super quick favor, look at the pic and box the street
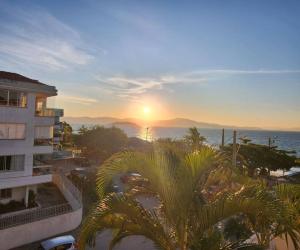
[86,230,155,250]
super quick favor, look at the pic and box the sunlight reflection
[138,126,154,141]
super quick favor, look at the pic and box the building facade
[0,72,81,249]
[0,72,61,205]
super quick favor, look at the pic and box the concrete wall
[0,175,52,189]
[0,208,82,250]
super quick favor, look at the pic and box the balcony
[33,166,52,176]
[34,138,53,146]
[53,108,64,117]
[35,108,55,117]
[33,156,53,176]
[54,122,63,130]
[0,175,52,189]
[0,174,82,249]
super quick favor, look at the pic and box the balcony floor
[36,183,67,208]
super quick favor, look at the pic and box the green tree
[222,142,299,176]
[73,126,128,163]
[184,127,206,151]
[79,147,300,250]
[61,121,73,147]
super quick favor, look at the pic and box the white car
[38,235,77,250]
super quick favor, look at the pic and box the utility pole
[232,130,237,167]
[221,128,225,148]
[145,127,149,141]
[268,137,271,149]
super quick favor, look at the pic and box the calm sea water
[71,124,300,157]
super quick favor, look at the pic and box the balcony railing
[54,122,63,130]
[34,138,53,146]
[35,108,55,117]
[33,166,52,176]
[0,203,72,230]
[53,108,64,117]
[35,108,64,117]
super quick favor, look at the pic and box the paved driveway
[87,230,155,250]
[13,230,155,250]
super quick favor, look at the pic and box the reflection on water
[271,167,300,177]
[138,127,154,141]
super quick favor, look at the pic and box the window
[0,89,8,105]
[0,155,24,172]
[0,89,27,107]
[0,156,11,171]
[35,126,53,139]
[0,189,12,199]
[0,124,25,139]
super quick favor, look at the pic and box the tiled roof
[0,71,44,85]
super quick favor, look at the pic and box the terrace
[0,173,82,250]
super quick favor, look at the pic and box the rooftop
[0,71,57,95]
[0,71,45,85]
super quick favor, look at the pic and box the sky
[0,0,300,130]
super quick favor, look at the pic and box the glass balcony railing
[34,138,53,146]
[33,166,53,176]
[35,108,55,117]
[35,108,64,117]
[53,108,64,117]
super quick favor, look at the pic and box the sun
[143,106,150,114]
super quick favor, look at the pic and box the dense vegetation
[73,126,128,163]
[222,138,299,176]
[77,127,300,250]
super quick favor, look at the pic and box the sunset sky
[0,0,300,130]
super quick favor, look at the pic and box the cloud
[189,69,300,75]
[58,94,98,105]
[95,68,300,100]
[95,73,207,99]
[0,5,94,71]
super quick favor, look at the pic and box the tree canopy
[184,127,206,151]
[73,126,128,163]
[79,144,300,250]
[222,140,299,176]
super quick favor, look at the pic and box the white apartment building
[0,71,60,205]
[0,72,82,250]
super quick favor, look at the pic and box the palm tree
[79,147,300,250]
[184,127,206,151]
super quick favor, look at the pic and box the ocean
[71,124,300,157]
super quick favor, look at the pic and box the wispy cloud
[189,69,300,75]
[58,94,98,105]
[95,68,300,100]
[0,5,94,71]
[95,73,207,99]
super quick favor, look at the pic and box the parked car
[38,235,77,250]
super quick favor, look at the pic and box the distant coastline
[62,116,299,132]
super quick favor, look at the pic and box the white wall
[0,91,54,185]
[0,208,82,250]
[0,175,52,189]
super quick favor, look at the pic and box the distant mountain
[111,121,141,128]
[61,116,119,125]
[152,118,223,129]
[62,116,261,130]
